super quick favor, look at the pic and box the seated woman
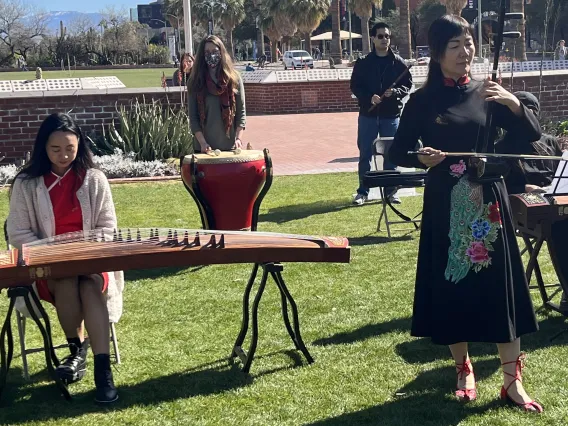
[388,15,543,412]
[497,91,568,313]
[188,35,246,153]
[173,53,194,87]
[7,113,123,404]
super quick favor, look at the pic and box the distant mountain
[40,11,106,33]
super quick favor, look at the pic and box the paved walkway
[245,112,360,176]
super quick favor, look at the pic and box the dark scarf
[197,72,236,137]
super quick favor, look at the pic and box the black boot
[56,339,89,384]
[94,354,118,404]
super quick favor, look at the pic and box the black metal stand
[0,286,70,402]
[231,263,314,373]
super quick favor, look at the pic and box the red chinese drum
[181,149,272,231]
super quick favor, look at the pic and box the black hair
[424,15,474,91]
[370,22,390,38]
[13,113,94,182]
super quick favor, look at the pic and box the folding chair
[4,221,120,380]
[363,137,427,238]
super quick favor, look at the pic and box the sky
[28,0,141,14]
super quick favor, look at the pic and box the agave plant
[93,97,194,162]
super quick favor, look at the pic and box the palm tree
[510,0,527,60]
[291,0,331,53]
[220,0,246,58]
[439,0,467,16]
[399,0,411,59]
[330,0,342,62]
[350,0,382,55]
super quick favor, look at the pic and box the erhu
[467,1,525,181]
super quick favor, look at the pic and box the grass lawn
[0,172,566,425]
[0,68,176,88]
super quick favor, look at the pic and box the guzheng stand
[231,262,314,373]
[0,285,71,401]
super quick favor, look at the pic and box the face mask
[205,52,221,68]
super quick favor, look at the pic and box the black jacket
[350,48,412,118]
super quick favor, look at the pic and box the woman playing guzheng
[188,35,247,153]
[388,16,543,412]
[7,113,122,404]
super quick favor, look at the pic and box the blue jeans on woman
[356,115,400,197]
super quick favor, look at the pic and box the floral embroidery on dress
[445,177,503,283]
[449,160,467,178]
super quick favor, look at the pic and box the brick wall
[0,72,567,162]
[245,81,358,114]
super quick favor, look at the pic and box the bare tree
[0,0,48,65]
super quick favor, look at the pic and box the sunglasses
[376,34,390,39]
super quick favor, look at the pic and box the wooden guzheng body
[0,228,350,288]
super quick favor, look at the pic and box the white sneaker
[389,194,402,204]
[353,194,367,206]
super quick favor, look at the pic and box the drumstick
[368,64,414,113]
[407,151,567,161]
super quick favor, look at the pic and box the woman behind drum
[188,35,246,152]
[388,15,543,412]
[7,113,122,404]
[173,53,194,87]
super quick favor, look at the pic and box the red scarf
[197,72,236,137]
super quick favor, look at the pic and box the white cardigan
[7,168,124,323]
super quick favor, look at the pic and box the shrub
[91,97,194,162]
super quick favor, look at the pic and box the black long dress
[388,79,541,345]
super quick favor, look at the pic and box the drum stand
[0,286,70,402]
[231,263,314,373]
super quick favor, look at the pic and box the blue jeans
[356,115,400,197]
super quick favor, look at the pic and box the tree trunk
[331,0,342,63]
[360,16,371,54]
[257,24,264,59]
[271,39,279,63]
[511,0,527,60]
[305,31,312,53]
[226,28,234,60]
[399,0,411,59]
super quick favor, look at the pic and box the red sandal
[500,353,543,413]
[455,355,477,401]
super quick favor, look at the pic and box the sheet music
[545,151,568,196]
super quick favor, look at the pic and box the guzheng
[509,193,568,231]
[0,228,350,288]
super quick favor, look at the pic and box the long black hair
[424,15,474,92]
[15,113,94,181]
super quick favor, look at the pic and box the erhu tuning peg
[136,229,142,242]
[113,229,118,242]
[183,231,190,246]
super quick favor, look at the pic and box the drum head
[183,150,265,164]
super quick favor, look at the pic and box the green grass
[0,68,176,88]
[0,172,566,425]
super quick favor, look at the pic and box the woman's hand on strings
[480,77,522,114]
[417,147,445,168]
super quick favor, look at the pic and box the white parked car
[283,50,314,70]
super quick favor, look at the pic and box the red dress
[36,169,109,304]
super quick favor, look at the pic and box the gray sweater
[189,76,246,151]
[7,168,124,323]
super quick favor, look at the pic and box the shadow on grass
[125,265,209,281]
[347,235,414,246]
[0,349,306,423]
[259,199,354,224]
[312,317,412,347]
[306,359,503,426]
[395,315,568,365]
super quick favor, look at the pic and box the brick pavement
[244,112,360,176]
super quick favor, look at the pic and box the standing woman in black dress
[389,15,543,413]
